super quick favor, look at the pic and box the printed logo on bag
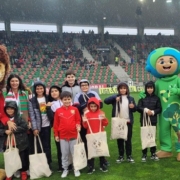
[147,132,153,139]
[71,110,75,114]
[117,123,124,131]
[92,139,103,153]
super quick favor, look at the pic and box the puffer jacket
[4,101,28,151]
[137,81,162,125]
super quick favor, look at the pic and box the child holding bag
[83,97,109,174]
[4,101,28,180]
[137,81,161,162]
[104,82,136,163]
[53,91,81,178]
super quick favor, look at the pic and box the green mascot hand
[170,88,180,96]
[139,91,146,99]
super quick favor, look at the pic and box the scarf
[4,89,29,122]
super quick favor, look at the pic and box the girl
[4,101,28,180]
[104,82,136,163]
[47,85,63,172]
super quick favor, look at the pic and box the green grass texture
[0,93,179,180]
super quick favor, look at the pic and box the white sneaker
[74,170,80,177]
[26,170,30,176]
[61,170,69,178]
[14,171,20,178]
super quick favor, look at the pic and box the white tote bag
[86,118,110,159]
[141,111,156,150]
[111,102,128,140]
[73,132,87,171]
[3,134,22,178]
[29,135,52,179]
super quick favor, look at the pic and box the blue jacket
[104,94,136,124]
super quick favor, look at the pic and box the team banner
[99,86,144,94]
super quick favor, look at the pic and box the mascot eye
[159,60,164,64]
[170,60,173,64]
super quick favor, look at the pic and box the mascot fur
[0,45,11,179]
[146,47,180,161]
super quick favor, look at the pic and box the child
[137,81,162,162]
[4,101,29,180]
[83,97,108,174]
[104,82,136,163]
[61,70,80,103]
[53,91,81,178]
[28,81,52,168]
[47,85,63,172]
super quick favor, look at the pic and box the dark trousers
[88,157,105,168]
[39,126,52,164]
[55,139,62,169]
[28,130,34,155]
[141,123,157,155]
[19,148,29,172]
[117,123,132,157]
[80,126,88,157]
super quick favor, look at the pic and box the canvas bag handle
[143,110,152,127]
[76,132,83,145]
[115,101,121,118]
[34,135,44,154]
[86,117,102,134]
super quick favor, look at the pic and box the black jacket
[137,81,162,125]
[4,101,28,151]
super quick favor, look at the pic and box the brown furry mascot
[0,45,11,180]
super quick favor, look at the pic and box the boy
[53,91,81,178]
[137,81,162,162]
[61,70,80,103]
[83,97,108,174]
[104,82,136,163]
[4,101,29,180]
[28,81,52,168]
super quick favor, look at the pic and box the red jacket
[53,105,81,140]
[83,97,108,134]
[0,93,8,125]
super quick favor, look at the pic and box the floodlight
[166,0,172,3]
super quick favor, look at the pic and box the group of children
[0,70,162,179]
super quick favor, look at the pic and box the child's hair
[48,85,61,102]
[65,70,76,77]
[60,91,72,99]
[117,82,129,95]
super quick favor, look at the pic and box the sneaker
[141,154,147,162]
[21,171,28,180]
[14,171,20,178]
[103,159,110,166]
[87,167,95,174]
[26,170,30,176]
[127,156,135,163]
[100,165,108,172]
[61,170,69,178]
[151,154,159,161]
[74,170,80,177]
[116,156,124,163]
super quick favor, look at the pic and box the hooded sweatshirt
[83,97,108,134]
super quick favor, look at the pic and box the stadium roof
[0,0,179,28]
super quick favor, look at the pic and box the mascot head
[0,45,10,90]
[145,47,180,78]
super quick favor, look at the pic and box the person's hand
[46,102,52,106]
[76,124,81,132]
[147,110,153,116]
[116,96,120,102]
[28,121,32,129]
[55,136,59,142]
[170,88,178,96]
[99,113,106,119]
[7,121,17,131]
[5,130,12,135]
[33,130,39,136]
[129,101,134,108]
[139,91,146,99]
[82,115,87,122]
